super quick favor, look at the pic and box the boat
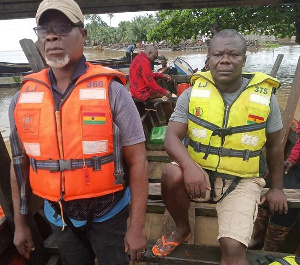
[0,62,32,74]
[0,43,299,265]
[88,58,132,69]
[174,57,194,75]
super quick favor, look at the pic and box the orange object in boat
[177,83,190,96]
[0,205,4,219]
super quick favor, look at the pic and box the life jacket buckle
[218,147,232,157]
[243,150,251,161]
[114,172,125,185]
[193,141,200,152]
[59,159,72,171]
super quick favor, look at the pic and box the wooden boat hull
[135,94,300,262]
[0,62,32,73]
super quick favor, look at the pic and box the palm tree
[107,13,114,26]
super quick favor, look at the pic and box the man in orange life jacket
[9,0,148,264]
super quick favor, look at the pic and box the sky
[0,11,156,52]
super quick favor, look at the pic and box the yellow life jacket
[188,71,280,178]
[14,63,127,202]
[268,255,300,265]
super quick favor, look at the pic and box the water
[1,45,300,141]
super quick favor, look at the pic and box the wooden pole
[270,54,284,77]
[281,57,300,147]
[19,38,47,72]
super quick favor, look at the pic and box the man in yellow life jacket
[9,0,148,264]
[152,29,288,265]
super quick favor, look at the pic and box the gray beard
[45,54,70,68]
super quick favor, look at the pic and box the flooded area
[1,45,300,141]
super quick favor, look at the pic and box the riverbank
[85,38,298,53]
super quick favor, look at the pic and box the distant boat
[89,58,131,69]
[0,58,132,77]
[174,57,194,75]
[0,62,32,73]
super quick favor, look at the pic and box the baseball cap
[36,0,84,25]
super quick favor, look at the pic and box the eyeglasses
[33,23,81,38]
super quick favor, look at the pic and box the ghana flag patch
[247,114,265,124]
[83,112,106,125]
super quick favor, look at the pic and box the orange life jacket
[14,63,127,202]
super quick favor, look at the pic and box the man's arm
[164,121,209,198]
[123,142,148,264]
[261,130,288,214]
[141,62,169,96]
[10,160,35,259]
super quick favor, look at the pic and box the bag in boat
[150,126,167,144]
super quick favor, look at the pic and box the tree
[148,5,300,44]
[84,14,108,45]
[107,13,115,26]
[128,14,157,43]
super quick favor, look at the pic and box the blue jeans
[50,206,129,265]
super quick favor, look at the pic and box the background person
[126,44,136,61]
[9,0,148,264]
[202,23,221,72]
[129,45,172,101]
[157,56,177,94]
[152,29,287,265]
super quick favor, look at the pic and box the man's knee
[219,237,246,259]
[161,163,183,188]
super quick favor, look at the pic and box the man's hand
[14,221,35,260]
[162,74,171,82]
[260,188,288,214]
[284,160,296,174]
[165,90,172,98]
[182,162,209,199]
[124,226,147,265]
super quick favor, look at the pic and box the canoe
[174,57,194,75]
[88,58,131,69]
[0,49,299,264]
[133,94,300,264]
[0,62,32,73]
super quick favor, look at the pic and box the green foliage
[84,5,300,46]
[259,41,280,49]
[84,13,157,45]
[12,75,22,83]
[148,5,300,44]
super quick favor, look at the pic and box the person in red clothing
[285,120,300,173]
[129,45,172,101]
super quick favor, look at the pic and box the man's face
[148,50,158,63]
[208,36,246,87]
[37,10,86,69]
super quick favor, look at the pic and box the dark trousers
[50,206,129,265]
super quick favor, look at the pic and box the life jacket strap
[29,153,114,172]
[188,113,267,135]
[189,139,262,161]
[113,123,125,185]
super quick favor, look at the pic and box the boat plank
[149,183,300,209]
[142,243,290,265]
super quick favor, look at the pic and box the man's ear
[81,28,87,43]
